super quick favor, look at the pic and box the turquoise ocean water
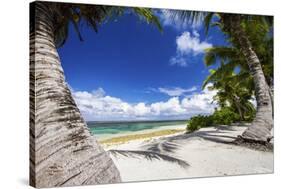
[87,120,186,140]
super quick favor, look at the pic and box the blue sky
[58,9,228,121]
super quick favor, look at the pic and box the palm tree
[204,66,255,121]
[30,1,161,187]
[203,25,273,121]
[213,14,273,143]
[169,10,273,143]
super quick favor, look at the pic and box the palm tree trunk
[232,96,244,121]
[222,14,273,143]
[30,2,121,187]
[236,103,244,121]
[268,85,274,117]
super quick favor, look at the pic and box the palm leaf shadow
[109,150,189,168]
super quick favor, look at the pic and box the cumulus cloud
[72,85,217,121]
[158,86,197,96]
[176,31,212,55]
[159,10,203,30]
[170,31,212,67]
[181,85,217,114]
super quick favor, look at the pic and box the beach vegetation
[187,115,213,132]
[170,10,273,143]
[187,107,249,132]
[212,107,240,125]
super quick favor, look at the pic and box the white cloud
[91,87,105,97]
[150,97,186,116]
[158,86,197,96]
[134,103,151,116]
[192,30,200,38]
[72,86,217,121]
[159,10,203,30]
[176,31,212,55]
[181,84,217,114]
[169,56,188,67]
[170,31,212,67]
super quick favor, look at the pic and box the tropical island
[30,1,273,188]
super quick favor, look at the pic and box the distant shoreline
[88,121,188,141]
[100,126,186,147]
[87,119,187,125]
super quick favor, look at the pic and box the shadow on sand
[109,126,245,169]
[142,126,240,154]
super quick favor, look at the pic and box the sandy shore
[104,125,273,182]
[100,124,186,148]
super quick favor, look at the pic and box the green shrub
[243,108,256,122]
[186,115,213,132]
[212,107,240,125]
[186,107,241,132]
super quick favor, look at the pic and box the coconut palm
[203,27,273,121]
[30,1,161,187]
[204,66,255,121]
[204,32,273,107]
[169,10,273,143]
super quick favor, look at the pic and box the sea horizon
[87,119,187,140]
[87,119,188,124]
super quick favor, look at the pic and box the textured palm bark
[222,15,273,143]
[234,99,244,121]
[30,2,121,187]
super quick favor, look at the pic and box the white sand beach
[102,125,273,182]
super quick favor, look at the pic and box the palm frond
[204,46,239,66]
[78,5,109,33]
[133,8,163,32]
[202,60,244,89]
[202,61,240,89]
[204,12,214,35]
[70,18,84,41]
[167,9,207,28]
[210,21,222,28]
[54,19,69,48]
[47,2,162,48]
